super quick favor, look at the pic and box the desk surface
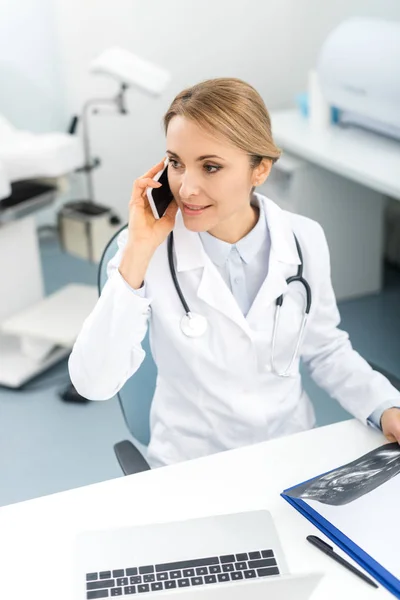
[270,109,400,201]
[0,419,392,599]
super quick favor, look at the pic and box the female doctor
[69,77,400,468]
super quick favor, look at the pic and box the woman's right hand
[119,159,178,290]
[128,158,178,253]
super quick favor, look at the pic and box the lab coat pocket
[156,310,207,378]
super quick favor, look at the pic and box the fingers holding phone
[128,158,178,253]
[146,157,175,220]
[130,159,166,211]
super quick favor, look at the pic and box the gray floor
[0,235,399,507]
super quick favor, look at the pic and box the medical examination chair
[0,114,100,389]
[98,225,152,474]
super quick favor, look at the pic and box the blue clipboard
[281,485,400,598]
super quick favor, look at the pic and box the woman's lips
[182,202,211,216]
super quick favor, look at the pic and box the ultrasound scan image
[287,443,400,505]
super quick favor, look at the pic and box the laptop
[75,510,323,599]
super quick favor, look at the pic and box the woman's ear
[252,158,272,187]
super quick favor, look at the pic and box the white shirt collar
[199,194,267,267]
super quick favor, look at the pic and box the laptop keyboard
[85,548,280,597]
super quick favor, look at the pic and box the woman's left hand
[381,408,400,444]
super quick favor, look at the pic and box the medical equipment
[58,200,121,262]
[73,47,172,205]
[0,114,83,212]
[0,117,92,388]
[271,236,312,377]
[317,18,400,140]
[167,232,209,338]
[167,231,312,373]
[59,48,172,262]
[0,47,172,388]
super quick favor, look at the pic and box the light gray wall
[0,0,66,132]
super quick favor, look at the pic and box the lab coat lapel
[197,259,252,335]
[245,249,288,325]
[173,210,252,336]
[172,196,301,336]
[245,195,301,328]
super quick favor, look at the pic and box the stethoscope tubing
[167,231,312,376]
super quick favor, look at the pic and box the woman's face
[166,115,269,235]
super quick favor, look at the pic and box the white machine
[317,17,400,140]
[75,511,323,600]
[266,17,400,300]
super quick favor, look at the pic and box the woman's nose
[179,171,201,198]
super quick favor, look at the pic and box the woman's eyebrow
[166,150,225,161]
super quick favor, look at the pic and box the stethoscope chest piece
[180,312,208,338]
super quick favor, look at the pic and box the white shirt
[198,195,270,316]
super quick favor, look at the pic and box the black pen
[306,535,378,589]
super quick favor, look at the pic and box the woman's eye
[168,160,221,174]
[204,164,221,174]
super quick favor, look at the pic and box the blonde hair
[163,77,281,174]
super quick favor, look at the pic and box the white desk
[0,419,392,599]
[270,109,400,200]
[267,109,400,300]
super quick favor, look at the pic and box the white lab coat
[69,193,398,467]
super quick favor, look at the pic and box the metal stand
[77,83,129,203]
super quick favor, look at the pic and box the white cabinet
[261,151,385,300]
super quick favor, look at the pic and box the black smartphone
[146,158,174,219]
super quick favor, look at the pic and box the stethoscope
[167,231,312,377]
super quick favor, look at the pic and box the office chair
[98,224,156,475]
